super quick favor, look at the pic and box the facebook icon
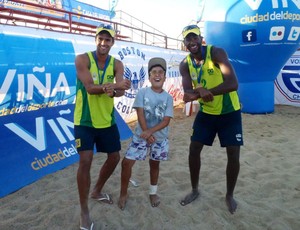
[242,29,257,42]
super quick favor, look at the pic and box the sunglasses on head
[182,25,199,32]
[97,23,114,30]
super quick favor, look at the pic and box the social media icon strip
[288,27,300,41]
[269,26,285,41]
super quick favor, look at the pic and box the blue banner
[0,31,132,198]
[202,0,300,113]
[0,104,77,197]
[0,0,112,26]
[0,34,76,112]
[0,104,132,197]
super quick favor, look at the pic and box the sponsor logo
[117,47,147,100]
[5,108,74,151]
[242,29,257,42]
[287,26,300,41]
[31,144,78,170]
[0,67,73,115]
[92,72,97,80]
[244,0,263,10]
[207,69,214,75]
[123,66,146,98]
[275,65,300,102]
[115,46,147,117]
[244,0,300,10]
[236,133,242,142]
[269,26,285,41]
[107,75,114,80]
[282,70,300,93]
[75,139,81,148]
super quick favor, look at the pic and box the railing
[0,0,183,50]
[113,10,183,50]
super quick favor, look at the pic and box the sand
[0,104,299,230]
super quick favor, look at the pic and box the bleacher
[0,0,182,50]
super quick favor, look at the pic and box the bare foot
[226,194,237,214]
[180,189,199,206]
[118,195,128,210]
[149,194,160,207]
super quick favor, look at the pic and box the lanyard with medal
[92,51,110,85]
[191,46,206,84]
[187,46,206,116]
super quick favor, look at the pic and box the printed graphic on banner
[242,29,257,43]
[113,46,147,122]
[0,0,65,17]
[0,34,77,198]
[164,56,184,106]
[71,1,112,24]
[275,67,300,102]
[288,26,300,41]
[113,45,185,122]
[0,102,132,198]
[0,0,112,26]
[0,104,78,198]
[123,65,146,99]
[0,25,185,197]
[203,0,300,113]
[275,49,300,105]
[269,26,285,41]
[0,34,76,117]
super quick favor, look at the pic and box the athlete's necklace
[191,46,206,84]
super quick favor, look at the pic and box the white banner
[275,49,300,107]
[110,43,187,122]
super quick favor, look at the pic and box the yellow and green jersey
[186,45,240,115]
[74,52,116,128]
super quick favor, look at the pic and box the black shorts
[191,110,243,147]
[74,124,121,153]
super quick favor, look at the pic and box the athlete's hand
[183,92,198,102]
[197,87,214,102]
[103,83,114,97]
[116,79,131,90]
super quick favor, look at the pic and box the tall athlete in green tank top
[74,24,131,230]
[179,25,243,215]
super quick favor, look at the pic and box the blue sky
[78,0,200,39]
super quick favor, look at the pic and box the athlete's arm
[75,53,106,95]
[112,59,131,97]
[209,46,238,95]
[180,59,199,102]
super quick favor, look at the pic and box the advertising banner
[0,25,186,197]
[202,0,300,113]
[275,49,300,106]
[111,46,186,122]
[0,0,112,25]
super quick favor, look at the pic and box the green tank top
[186,45,240,115]
[74,51,116,128]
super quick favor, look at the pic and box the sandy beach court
[0,104,299,230]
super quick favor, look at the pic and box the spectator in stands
[118,57,173,210]
[179,25,243,214]
[74,23,131,230]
